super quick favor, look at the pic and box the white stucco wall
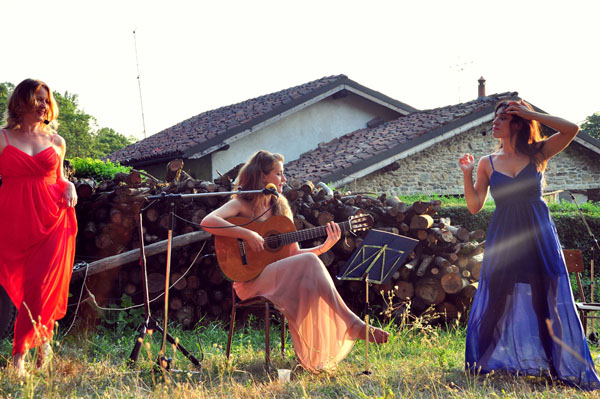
[209,94,400,178]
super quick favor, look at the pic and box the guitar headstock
[348,213,374,233]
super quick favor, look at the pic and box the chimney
[477,76,486,99]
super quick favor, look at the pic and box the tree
[0,82,134,158]
[54,91,97,158]
[92,127,137,158]
[0,82,15,126]
[580,112,600,140]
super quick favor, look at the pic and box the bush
[439,200,600,301]
[439,206,494,232]
[70,157,132,181]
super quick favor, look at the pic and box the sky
[3,0,599,140]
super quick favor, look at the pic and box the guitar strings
[236,218,367,251]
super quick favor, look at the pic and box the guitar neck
[277,221,351,246]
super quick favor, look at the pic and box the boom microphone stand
[128,186,279,371]
[129,199,201,370]
[569,192,600,341]
[569,192,600,253]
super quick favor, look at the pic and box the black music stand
[337,229,418,375]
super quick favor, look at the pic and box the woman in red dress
[0,79,78,376]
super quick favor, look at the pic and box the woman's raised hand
[505,100,535,120]
[459,153,475,173]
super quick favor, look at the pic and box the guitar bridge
[237,239,248,266]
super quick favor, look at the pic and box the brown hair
[233,150,292,219]
[5,79,59,131]
[494,100,547,172]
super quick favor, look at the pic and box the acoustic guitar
[215,214,373,282]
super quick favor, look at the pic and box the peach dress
[233,252,365,372]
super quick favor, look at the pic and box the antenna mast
[450,60,473,103]
[133,29,147,139]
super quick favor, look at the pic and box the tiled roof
[284,92,519,183]
[107,75,416,166]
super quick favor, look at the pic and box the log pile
[72,160,486,327]
[282,181,486,324]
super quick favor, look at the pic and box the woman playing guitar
[202,150,388,372]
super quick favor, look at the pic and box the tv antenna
[450,60,473,103]
[133,29,147,139]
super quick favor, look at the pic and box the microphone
[481,129,491,136]
[263,183,279,198]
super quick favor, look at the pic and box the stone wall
[545,144,600,192]
[353,123,600,197]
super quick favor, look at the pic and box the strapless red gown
[0,141,77,355]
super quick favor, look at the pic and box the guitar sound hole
[264,233,281,252]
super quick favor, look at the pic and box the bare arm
[55,135,77,208]
[459,154,490,214]
[203,200,342,255]
[505,101,579,161]
[201,199,265,251]
[0,129,7,155]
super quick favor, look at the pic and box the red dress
[0,130,77,355]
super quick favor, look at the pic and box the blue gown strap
[488,155,495,171]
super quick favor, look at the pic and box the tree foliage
[54,91,97,158]
[93,127,136,159]
[580,112,600,140]
[0,82,15,126]
[0,82,136,158]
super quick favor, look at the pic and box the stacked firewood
[282,180,486,324]
[71,160,486,327]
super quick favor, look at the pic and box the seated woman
[202,150,388,372]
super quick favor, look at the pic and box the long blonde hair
[5,79,59,131]
[233,150,292,220]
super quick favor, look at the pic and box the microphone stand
[128,200,201,370]
[569,192,600,253]
[128,186,278,371]
[569,192,600,341]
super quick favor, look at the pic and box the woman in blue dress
[459,100,600,390]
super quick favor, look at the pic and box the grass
[2,196,599,397]
[2,314,600,398]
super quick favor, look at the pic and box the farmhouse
[285,84,600,198]
[107,75,416,181]
[108,76,600,197]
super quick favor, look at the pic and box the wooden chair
[564,249,600,336]
[225,286,286,371]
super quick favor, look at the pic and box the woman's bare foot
[360,326,389,344]
[13,352,28,377]
[37,342,52,369]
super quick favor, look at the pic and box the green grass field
[2,196,599,398]
[2,315,600,398]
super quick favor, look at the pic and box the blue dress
[465,155,600,390]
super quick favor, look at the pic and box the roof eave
[574,133,600,155]
[183,76,418,160]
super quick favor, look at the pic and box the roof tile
[284,92,518,183]
[107,75,349,164]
